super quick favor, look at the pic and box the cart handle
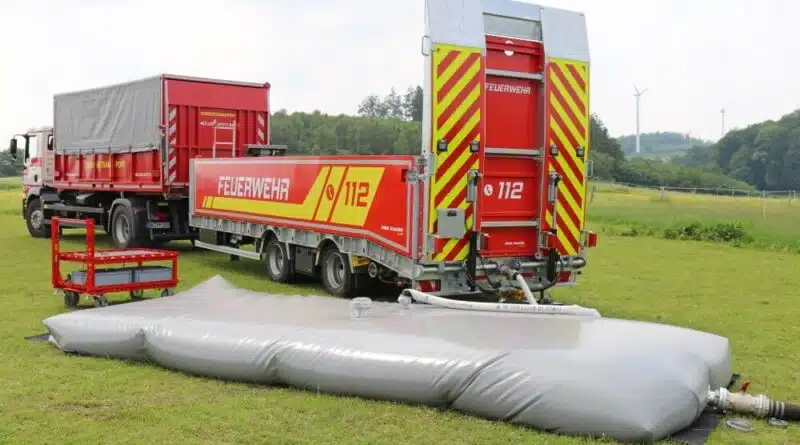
[51,217,97,256]
[52,217,91,228]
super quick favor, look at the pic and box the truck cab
[9,126,55,237]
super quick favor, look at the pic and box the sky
[1,0,799,143]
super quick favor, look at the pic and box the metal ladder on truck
[212,121,237,158]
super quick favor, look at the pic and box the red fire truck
[10,0,597,306]
[10,74,270,248]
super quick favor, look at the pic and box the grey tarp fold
[54,76,162,155]
[43,276,732,443]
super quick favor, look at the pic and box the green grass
[0,181,798,444]
[587,181,800,251]
[0,176,20,190]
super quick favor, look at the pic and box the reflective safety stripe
[428,43,484,262]
[544,58,590,255]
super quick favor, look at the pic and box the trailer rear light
[414,280,440,293]
[152,211,167,221]
[586,230,598,248]
[469,140,480,153]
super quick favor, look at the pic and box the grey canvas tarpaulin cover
[42,276,732,443]
[54,76,163,155]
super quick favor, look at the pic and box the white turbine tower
[633,85,648,154]
[720,108,726,138]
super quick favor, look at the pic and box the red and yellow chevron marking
[201,166,385,227]
[427,44,483,262]
[544,58,590,256]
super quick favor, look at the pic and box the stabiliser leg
[466,231,479,292]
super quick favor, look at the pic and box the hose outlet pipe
[708,387,800,421]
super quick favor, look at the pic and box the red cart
[51,217,179,308]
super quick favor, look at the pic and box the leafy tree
[0,150,23,177]
[673,109,800,190]
[590,114,624,161]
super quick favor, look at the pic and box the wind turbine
[633,85,648,154]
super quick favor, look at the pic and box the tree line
[618,131,711,158]
[672,109,800,191]
[587,118,752,190]
[0,151,21,177]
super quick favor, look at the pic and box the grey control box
[436,208,466,239]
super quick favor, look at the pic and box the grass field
[587,181,800,252]
[0,179,798,445]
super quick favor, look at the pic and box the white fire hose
[399,288,601,317]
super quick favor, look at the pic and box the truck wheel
[25,198,50,238]
[111,205,141,249]
[265,237,292,283]
[321,245,357,298]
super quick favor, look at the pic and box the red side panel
[51,75,270,195]
[476,36,546,258]
[191,155,416,256]
[165,76,270,188]
[53,151,164,191]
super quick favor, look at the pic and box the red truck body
[49,75,270,194]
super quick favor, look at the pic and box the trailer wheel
[265,237,292,283]
[25,198,50,238]
[321,245,357,298]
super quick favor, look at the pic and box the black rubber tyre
[92,295,109,308]
[264,237,293,283]
[64,291,80,308]
[110,204,143,249]
[160,288,174,298]
[320,245,357,298]
[130,289,144,300]
[25,198,50,238]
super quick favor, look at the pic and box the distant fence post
[761,190,767,220]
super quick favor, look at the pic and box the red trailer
[11,74,271,248]
[185,1,599,306]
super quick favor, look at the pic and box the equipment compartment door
[476,36,545,258]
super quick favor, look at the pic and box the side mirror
[8,138,17,159]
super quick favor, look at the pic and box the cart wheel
[64,291,80,308]
[130,289,144,300]
[160,288,175,298]
[92,295,109,308]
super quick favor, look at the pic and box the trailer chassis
[188,213,588,300]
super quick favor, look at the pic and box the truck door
[43,132,55,184]
[476,17,546,259]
